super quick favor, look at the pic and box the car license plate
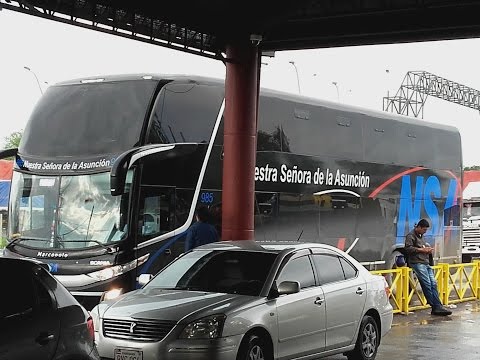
[114,348,143,360]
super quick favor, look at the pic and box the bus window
[255,192,279,241]
[138,187,174,240]
[318,194,359,250]
[257,97,283,152]
[147,83,224,145]
[261,193,318,242]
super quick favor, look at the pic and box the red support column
[222,43,260,240]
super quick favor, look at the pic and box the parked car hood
[101,287,256,322]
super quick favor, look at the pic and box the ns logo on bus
[395,174,458,243]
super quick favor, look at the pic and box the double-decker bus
[1,74,462,308]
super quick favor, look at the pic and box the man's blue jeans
[411,263,442,308]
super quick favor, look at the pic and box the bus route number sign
[200,192,214,204]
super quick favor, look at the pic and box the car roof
[193,240,342,254]
[0,254,51,269]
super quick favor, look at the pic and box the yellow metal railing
[371,260,480,314]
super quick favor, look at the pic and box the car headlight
[87,254,149,281]
[179,314,226,339]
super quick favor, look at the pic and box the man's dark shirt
[184,221,219,252]
[404,229,430,265]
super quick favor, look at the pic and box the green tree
[4,130,22,149]
[464,165,480,171]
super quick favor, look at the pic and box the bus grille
[103,318,176,341]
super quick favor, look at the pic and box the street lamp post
[24,66,43,95]
[289,61,301,94]
[332,81,339,100]
[385,69,390,98]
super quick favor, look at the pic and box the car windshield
[464,203,480,218]
[8,171,128,249]
[145,249,278,296]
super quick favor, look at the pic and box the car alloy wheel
[238,334,269,360]
[361,320,377,358]
[347,315,379,360]
[248,344,265,360]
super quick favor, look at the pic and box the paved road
[325,300,480,360]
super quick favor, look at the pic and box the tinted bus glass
[147,82,224,144]
[20,80,158,157]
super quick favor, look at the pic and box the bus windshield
[20,79,158,158]
[8,172,127,249]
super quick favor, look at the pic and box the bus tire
[385,251,403,287]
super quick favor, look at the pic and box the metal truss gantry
[383,71,480,118]
[0,0,221,60]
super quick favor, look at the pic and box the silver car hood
[101,288,257,322]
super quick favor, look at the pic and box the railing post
[474,260,480,300]
[439,263,450,305]
[401,266,410,314]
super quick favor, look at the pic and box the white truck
[462,199,480,262]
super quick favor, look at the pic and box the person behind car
[404,218,452,316]
[184,206,219,252]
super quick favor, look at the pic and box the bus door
[197,190,222,236]
[135,185,176,275]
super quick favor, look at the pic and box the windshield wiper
[6,236,48,249]
[6,236,25,249]
[85,205,95,243]
[53,238,116,253]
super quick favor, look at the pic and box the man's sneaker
[431,306,452,316]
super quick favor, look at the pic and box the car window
[312,254,345,284]
[339,257,358,279]
[1,262,55,320]
[146,250,278,296]
[276,255,315,289]
[3,263,35,318]
[32,269,54,310]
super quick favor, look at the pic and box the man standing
[184,206,219,252]
[404,219,452,316]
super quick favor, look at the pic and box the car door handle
[314,297,324,305]
[36,333,54,346]
[355,287,365,295]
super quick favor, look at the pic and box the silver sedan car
[91,241,393,360]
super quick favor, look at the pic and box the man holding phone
[404,218,452,316]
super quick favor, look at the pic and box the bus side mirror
[110,144,177,196]
[110,148,137,196]
[0,148,18,160]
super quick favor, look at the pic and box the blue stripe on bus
[139,231,186,275]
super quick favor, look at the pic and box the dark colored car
[0,257,100,360]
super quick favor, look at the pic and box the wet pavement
[324,300,480,360]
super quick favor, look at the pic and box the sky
[1,10,480,166]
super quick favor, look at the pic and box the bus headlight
[179,314,226,339]
[87,254,149,281]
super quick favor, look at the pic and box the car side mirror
[138,273,153,287]
[277,281,301,295]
